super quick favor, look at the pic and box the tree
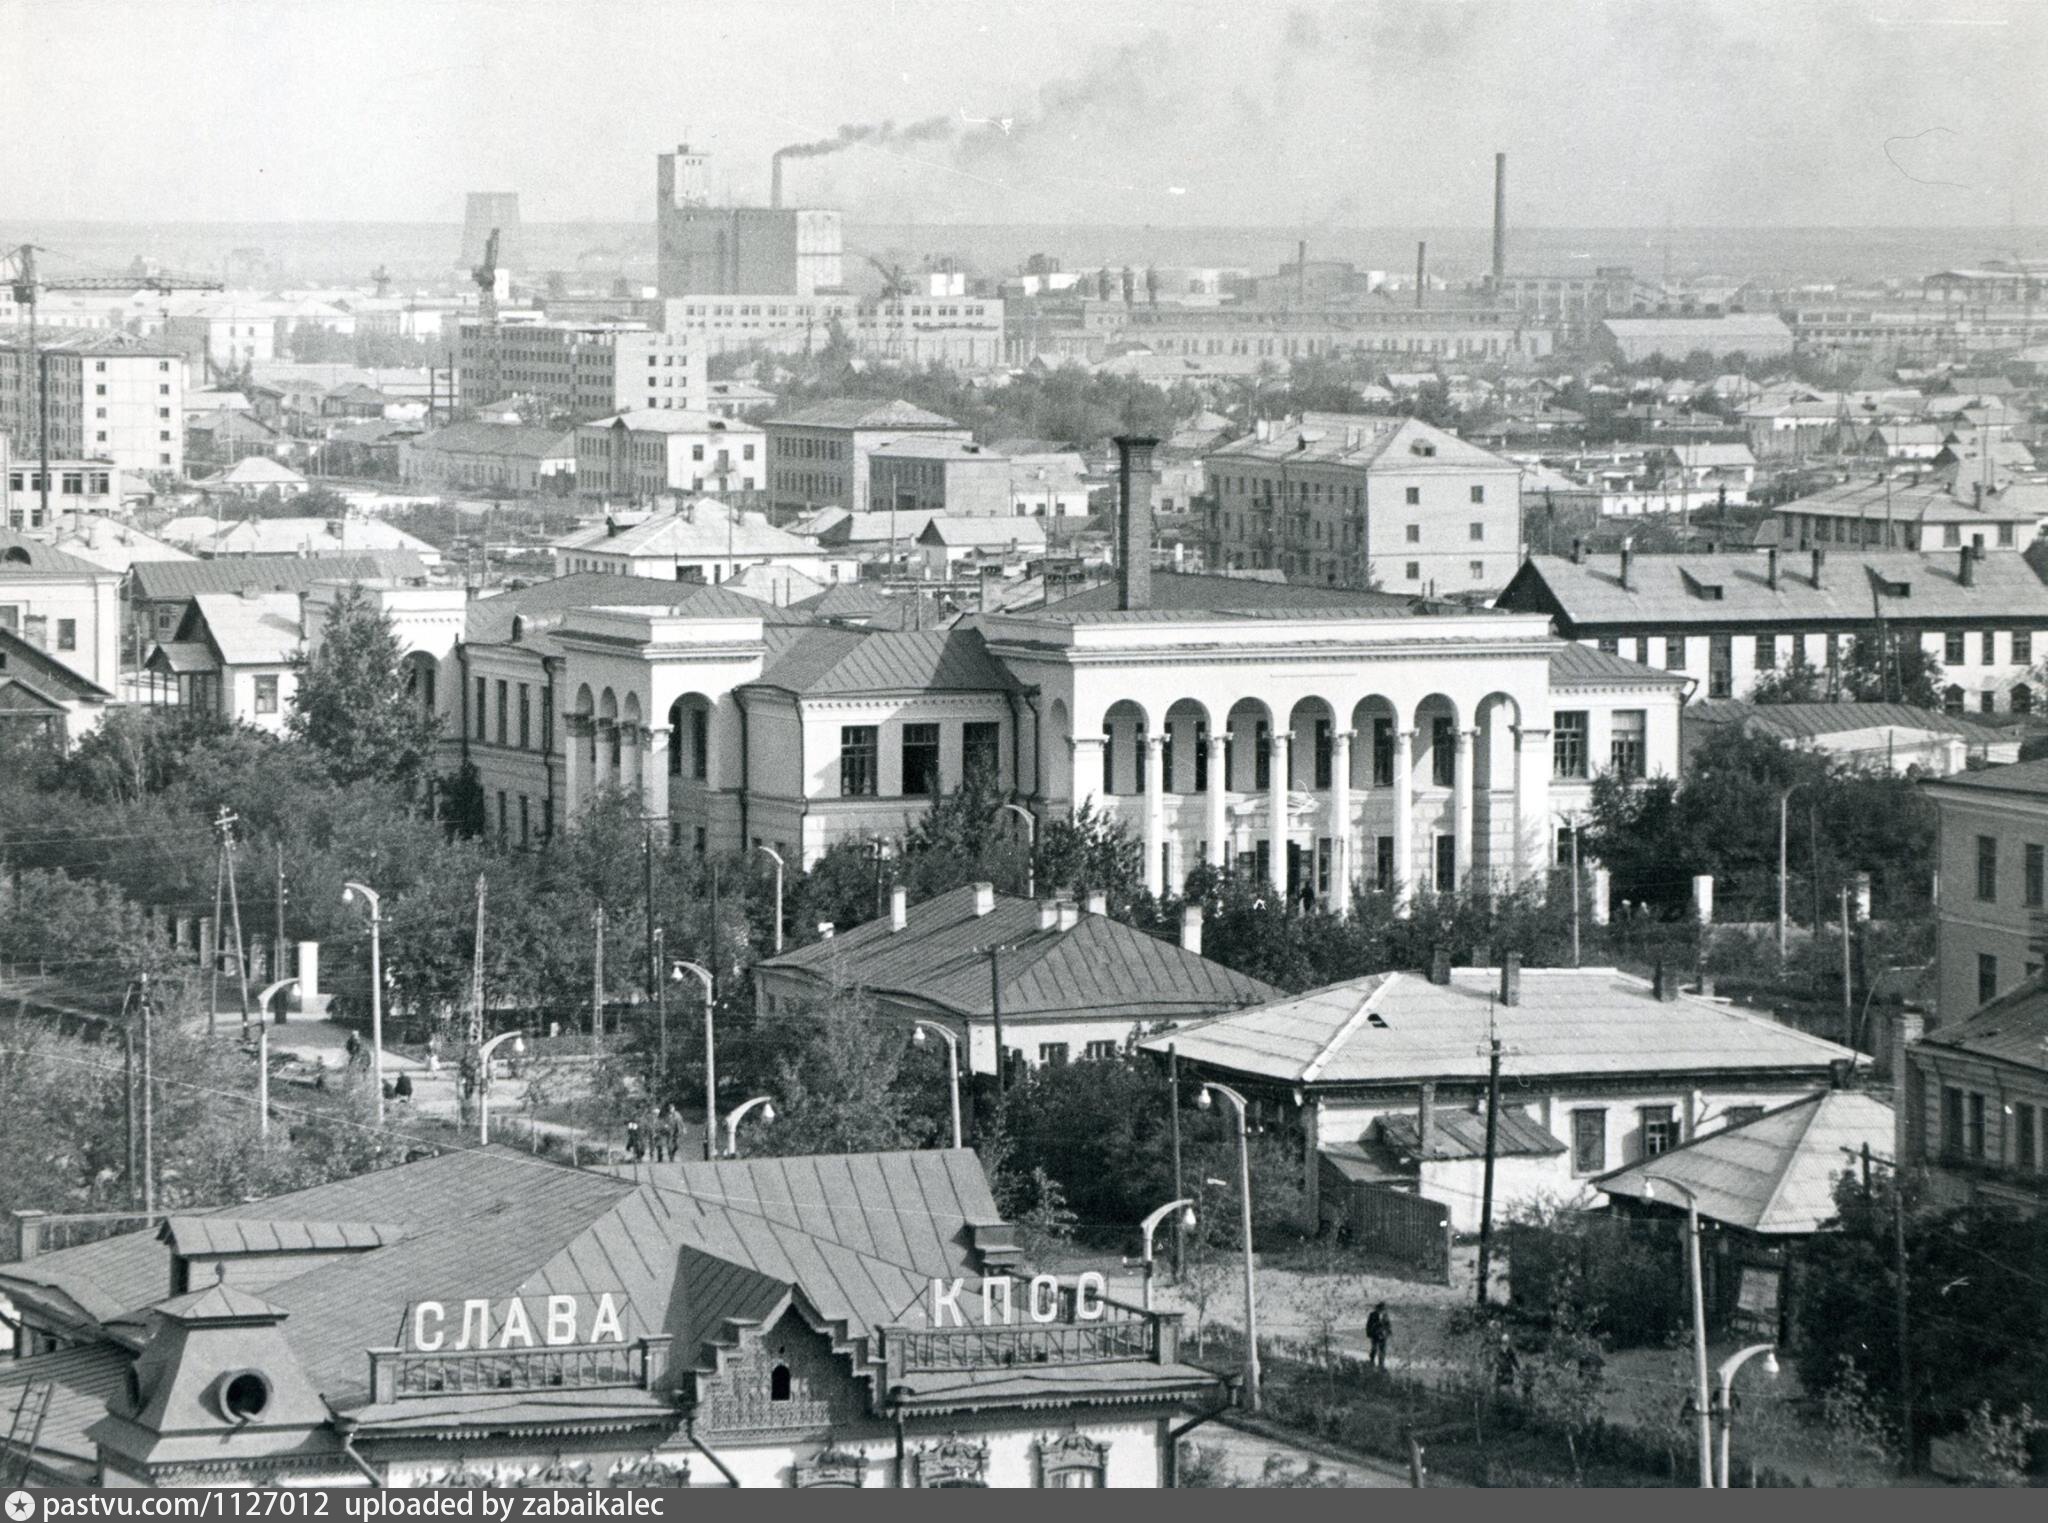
[755,982,936,1156]
[1034,800,1144,913]
[898,768,1030,901]
[286,583,440,788]
[1748,656,1825,705]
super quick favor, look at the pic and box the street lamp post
[1555,812,1583,967]
[1196,1081,1260,1413]
[753,845,785,955]
[722,1095,776,1157]
[1645,1174,1715,1488]
[672,960,716,1161]
[1776,785,1807,964]
[253,977,298,1140]
[911,1020,963,1148]
[1136,1197,1197,1311]
[475,1030,527,1145]
[341,881,386,1124]
[1712,1342,1780,1487]
[992,802,1037,899]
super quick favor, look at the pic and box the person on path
[658,1103,683,1162]
[625,1118,645,1162]
[1366,1301,1392,1368]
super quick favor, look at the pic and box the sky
[3,0,2045,227]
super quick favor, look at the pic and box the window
[474,677,487,740]
[1435,833,1455,892]
[1755,633,1776,670]
[519,795,530,848]
[962,721,1000,784]
[1663,635,1686,671]
[1641,1105,1679,1157]
[1983,631,1997,665]
[1610,709,1647,779]
[1967,1092,1987,1158]
[1468,521,1484,541]
[55,618,75,651]
[1194,720,1209,791]
[1469,559,1485,580]
[690,710,709,780]
[1375,835,1395,891]
[1372,718,1394,787]
[2017,1102,2038,1171]
[518,684,531,750]
[1470,485,1486,504]
[1978,952,1999,1007]
[253,675,278,715]
[1404,486,1420,505]
[1946,630,1966,665]
[1313,720,1333,789]
[901,722,941,796]
[1254,721,1270,790]
[770,1364,792,1402]
[2028,844,2045,909]
[1431,716,1455,787]
[2016,631,2034,665]
[1038,1042,1070,1066]
[1597,636,1619,656]
[1977,834,1998,902]
[1571,1110,1606,1175]
[495,680,509,745]
[1634,636,1651,665]
[496,790,508,839]
[1405,523,1421,543]
[1083,1040,1118,1061]
[1553,711,1588,779]
[1940,1086,1965,1156]
[1708,633,1733,698]
[1722,1105,1766,1131]
[1404,561,1420,581]
[839,725,878,796]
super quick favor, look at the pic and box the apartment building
[1203,413,1523,592]
[0,527,123,700]
[0,328,185,477]
[455,322,705,420]
[1010,299,1554,367]
[1920,760,2048,1019]
[572,410,765,501]
[1900,978,2048,1215]
[657,295,1005,369]
[1497,545,2048,711]
[398,422,576,494]
[1773,472,2044,553]
[868,437,1013,518]
[762,400,969,515]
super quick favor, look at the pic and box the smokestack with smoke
[772,116,956,208]
[1492,151,1507,288]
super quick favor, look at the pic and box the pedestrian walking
[625,1118,645,1162]
[1366,1301,1392,1369]
[658,1103,682,1162]
[393,1071,414,1104]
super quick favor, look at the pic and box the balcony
[367,1335,674,1402]
[880,1297,1181,1385]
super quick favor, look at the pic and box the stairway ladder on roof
[0,1380,53,1487]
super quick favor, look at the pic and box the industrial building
[655,144,844,298]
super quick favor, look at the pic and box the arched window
[2014,686,2034,715]
[769,1363,792,1402]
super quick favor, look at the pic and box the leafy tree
[1748,655,1825,705]
[1034,800,1144,913]
[897,768,1030,901]
[754,982,936,1156]
[286,583,440,788]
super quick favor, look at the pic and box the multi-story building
[1920,759,2048,1019]
[1496,545,2048,711]
[868,437,1012,518]
[0,328,185,477]
[1771,472,2043,554]
[1899,978,2048,1215]
[455,322,705,420]
[1488,265,1651,336]
[143,591,302,734]
[573,410,766,501]
[762,400,970,516]
[657,295,1005,369]
[0,527,122,723]
[1594,313,1795,364]
[3,454,119,531]
[1203,413,1524,592]
[655,144,844,298]
[1008,298,1551,367]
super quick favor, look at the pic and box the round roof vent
[217,1369,272,1424]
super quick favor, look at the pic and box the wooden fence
[1320,1162,1453,1285]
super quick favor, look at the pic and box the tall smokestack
[771,152,784,210]
[1492,152,1507,288]
[1114,435,1159,612]
[1297,238,1307,305]
[1415,241,1427,309]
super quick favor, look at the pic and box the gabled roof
[405,421,576,459]
[1684,698,2010,746]
[915,516,1047,549]
[1596,1090,1896,1234]
[182,592,300,666]
[0,529,113,580]
[1206,414,1514,473]
[552,503,818,561]
[1142,967,1855,1087]
[761,883,1278,1021]
[198,456,307,489]
[463,572,809,645]
[766,398,962,432]
[1499,550,2048,629]
[129,552,426,602]
[1921,756,2048,802]
[0,626,112,701]
[582,409,761,435]
[1915,976,2048,1072]
[748,627,1013,698]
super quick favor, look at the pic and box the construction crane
[3,243,222,527]
[864,254,911,360]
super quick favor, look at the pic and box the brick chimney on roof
[1114,435,1158,612]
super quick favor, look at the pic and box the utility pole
[653,927,668,1069]
[1568,818,1582,967]
[467,875,487,1048]
[1894,1168,1913,1471]
[1168,1044,1185,1279]
[1474,1021,1504,1309]
[274,842,286,985]
[221,812,252,1032]
[591,905,606,1043]
[1839,885,1854,1047]
[643,827,657,1007]
[138,973,154,1215]
[989,945,1007,1100]
[120,983,136,1204]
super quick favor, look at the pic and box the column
[640,726,670,826]
[1205,733,1228,869]
[562,715,586,818]
[1330,729,1353,916]
[1070,735,1104,816]
[1511,725,1551,886]
[1267,733,1291,894]
[1453,727,1476,891]
[1391,728,1414,911]
[1143,733,1166,898]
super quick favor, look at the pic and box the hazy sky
[4,0,2044,227]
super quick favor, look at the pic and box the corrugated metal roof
[763,883,1277,1019]
[1207,414,1512,473]
[158,1218,404,1257]
[1685,698,2010,745]
[128,552,425,601]
[1504,550,2048,628]
[1596,1090,1895,1234]
[1376,1108,1566,1160]
[748,627,1014,697]
[0,1344,131,1478]
[552,503,817,560]
[0,529,111,580]
[1777,470,2043,525]
[464,573,807,644]
[1142,967,1855,1086]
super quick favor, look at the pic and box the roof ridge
[1300,974,1392,1083]
[1750,1093,1830,1230]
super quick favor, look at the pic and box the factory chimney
[1415,241,1427,309]
[770,152,784,210]
[1296,238,1307,306]
[1114,435,1159,612]
[1492,152,1508,289]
